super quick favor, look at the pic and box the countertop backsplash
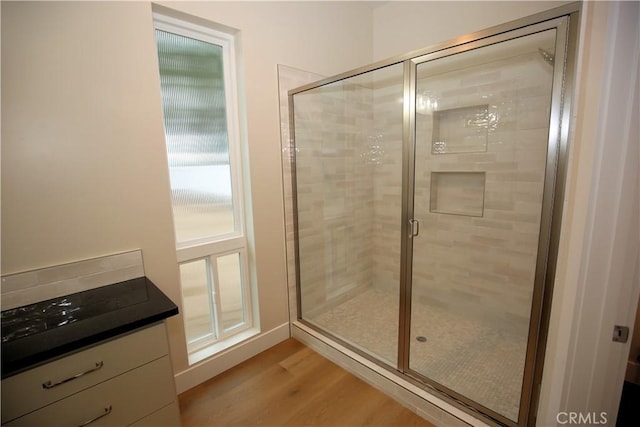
[1,250,144,311]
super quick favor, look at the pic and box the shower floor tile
[309,287,525,422]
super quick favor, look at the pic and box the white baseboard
[174,322,290,394]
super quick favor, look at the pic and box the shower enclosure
[288,6,578,427]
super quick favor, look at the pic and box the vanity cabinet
[1,322,179,426]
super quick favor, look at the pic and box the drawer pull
[42,361,104,389]
[78,405,112,426]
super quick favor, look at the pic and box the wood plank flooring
[178,338,435,427]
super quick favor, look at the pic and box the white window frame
[154,13,255,360]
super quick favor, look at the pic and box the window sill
[187,327,261,366]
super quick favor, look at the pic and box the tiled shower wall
[411,49,554,332]
[294,80,376,317]
[292,65,405,320]
[289,42,554,335]
[371,68,404,293]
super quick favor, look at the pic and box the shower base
[308,287,526,422]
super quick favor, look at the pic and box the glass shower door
[294,63,405,367]
[407,29,559,423]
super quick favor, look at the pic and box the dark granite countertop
[1,277,178,379]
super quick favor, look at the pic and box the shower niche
[288,7,577,427]
[429,172,485,217]
[431,105,489,154]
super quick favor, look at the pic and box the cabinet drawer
[4,356,175,427]
[2,323,169,423]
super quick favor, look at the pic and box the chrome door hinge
[613,325,630,343]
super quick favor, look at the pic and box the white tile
[1,271,39,293]
[1,250,144,309]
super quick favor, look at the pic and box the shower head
[538,48,555,66]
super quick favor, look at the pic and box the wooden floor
[178,339,435,426]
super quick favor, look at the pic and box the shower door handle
[409,219,420,237]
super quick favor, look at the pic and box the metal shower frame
[288,3,581,426]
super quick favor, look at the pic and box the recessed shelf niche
[430,171,486,217]
[432,105,489,154]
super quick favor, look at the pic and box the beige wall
[7,3,635,420]
[1,1,188,367]
[372,1,571,61]
[1,0,373,383]
[538,1,640,423]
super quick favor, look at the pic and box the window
[154,13,255,362]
